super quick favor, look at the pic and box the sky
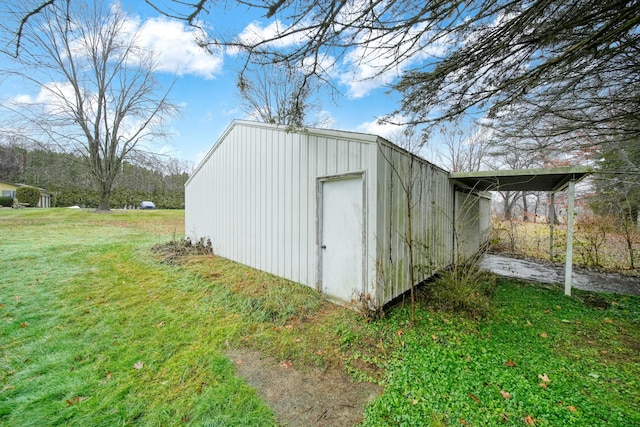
[0,0,446,169]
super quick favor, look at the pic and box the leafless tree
[237,62,322,128]
[138,1,640,146]
[9,1,638,153]
[0,136,26,181]
[0,0,177,210]
[437,125,492,173]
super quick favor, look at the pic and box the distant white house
[185,120,490,307]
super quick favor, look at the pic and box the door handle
[321,245,326,249]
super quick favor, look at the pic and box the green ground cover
[1,208,639,426]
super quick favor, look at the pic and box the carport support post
[564,178,576,296]
[549,192,555,260]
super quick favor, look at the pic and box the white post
[549,192,555,260]
[564,179,576,296]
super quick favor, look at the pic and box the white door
[321,176,364,301]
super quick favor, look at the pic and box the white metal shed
[185,120,489,306]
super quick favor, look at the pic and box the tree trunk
[96,176,115,211]
[502,191,512,221]
[522,191,529,222]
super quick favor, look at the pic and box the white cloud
[337,24,447,98]
[11,82,77,115]
[137,17,223,79]
[232,20,306,54]
[355,115,409,141]
[61,4,221,79]
[312,110,337,129]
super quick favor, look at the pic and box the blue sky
[0,1,444,168]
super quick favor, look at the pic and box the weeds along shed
[185,120,489,306]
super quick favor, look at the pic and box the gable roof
[189,120,386,184]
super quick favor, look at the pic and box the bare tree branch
[1,0,178,210]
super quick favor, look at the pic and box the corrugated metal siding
[375,142,455,305]
[454,191,492,261]
[185,121,378,294]
[186,121,492,306]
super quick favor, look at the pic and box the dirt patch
[227,349,382,427]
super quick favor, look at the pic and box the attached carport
[450,166,592,296]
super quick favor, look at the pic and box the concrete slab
[479,254,640,296]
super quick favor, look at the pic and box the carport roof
[449,166,592,192]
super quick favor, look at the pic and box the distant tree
[0,144,25,181]
[130,0,640,148]
[236,62,321,128]
[1,0,178,210]
[487,138,546,221]
[591,137,640,261]
[11,1,638,153]
[593,136,640,214]
[438,125,491,173]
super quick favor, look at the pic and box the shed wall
[375,142,455,305]
[185,121,378,296]
[454,191,492,261]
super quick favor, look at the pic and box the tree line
[0,143,189,209]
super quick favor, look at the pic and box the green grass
[362,282,640,426]
[1,208,275,426]
[1,208,639,426]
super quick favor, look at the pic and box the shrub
[16,186,41,207]
[0,196,13,207]
[421,263,496,318]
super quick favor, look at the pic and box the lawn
[1,208,639,426]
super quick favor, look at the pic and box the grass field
[1,208,639,426]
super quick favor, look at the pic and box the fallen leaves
[505,359,516,367]
[524,415,536,425]
[540,332,548,338]
[133,361,144,370]
[279,360,293,368]
[538,373,551,388]
[468,393,481,404]
[499,390,512,399]
[20,322,28,328]
[65,395,89,406]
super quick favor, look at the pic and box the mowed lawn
[1,208,640,426]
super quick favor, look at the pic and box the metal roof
[449,166,593,192]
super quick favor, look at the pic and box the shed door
[320,176,364,301]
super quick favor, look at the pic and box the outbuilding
[185,120,490,307]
